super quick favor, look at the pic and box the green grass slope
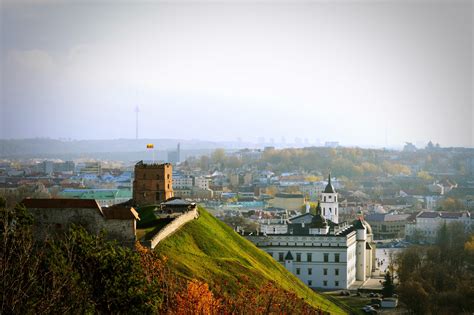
[155,207,346,315]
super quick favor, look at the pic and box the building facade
[405,211,472,243]
[365,213,411,239]
[133,161,174,206]
[246,175,376,290]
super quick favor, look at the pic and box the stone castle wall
[144,208,199,249]
[28,207,136,245]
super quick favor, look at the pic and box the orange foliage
[135,243,325,314]
[174,280,223,315]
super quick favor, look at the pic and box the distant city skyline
[1,0,472,148]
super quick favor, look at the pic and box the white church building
[246,174,376,289]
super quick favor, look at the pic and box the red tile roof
[103,205,140,220]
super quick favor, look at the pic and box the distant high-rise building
[167,143,181,164]
[42,161,54,175]
[133,161,173,206]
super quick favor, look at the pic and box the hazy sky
[1,0,473,147]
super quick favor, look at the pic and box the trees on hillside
[396,222,474,314]
[1,198,326,314]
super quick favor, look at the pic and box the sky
[1,0,473,148]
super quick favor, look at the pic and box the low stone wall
[144,208,199,249]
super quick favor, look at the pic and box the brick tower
[133,161,174,206]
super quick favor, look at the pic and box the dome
[324,173,336,193]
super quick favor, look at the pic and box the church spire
[324,172,335,193]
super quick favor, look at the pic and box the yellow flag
[146,144,154,149]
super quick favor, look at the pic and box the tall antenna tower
[135,106,139,140]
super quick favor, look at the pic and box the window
[323,281,327,287]
[278,253,284,262]
[296,253,301,262]
[335,253,340,263]
[323,268,328,276]
[296,268,300,275]
[167,174,170,179]
[335,196,337,202]
[324,196,326,202]
[307,253,312,262]
[168,184,170,189]
[324,253,329,262]
[335,269,339,276]
[308,280,312,286]
[308,268,312,275]
[335,281,339,287]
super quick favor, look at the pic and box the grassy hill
[155,207,346,315]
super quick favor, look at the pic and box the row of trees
[395,222,474,314]
[188,147,412,178]
[1,198,325,314]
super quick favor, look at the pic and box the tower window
[296,253,301,262]
[335,254,340,262]
[324,196,326,202]
[324,253,329,262]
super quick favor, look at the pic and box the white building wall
[321,192,339,224]
[248,232,357,289]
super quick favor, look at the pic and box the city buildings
[405,211,472,243]
[246,175,376,290]
[364,213,412,239]
[269,193,305,211]
[59,188,132,207]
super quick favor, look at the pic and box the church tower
[320,173,339,224]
